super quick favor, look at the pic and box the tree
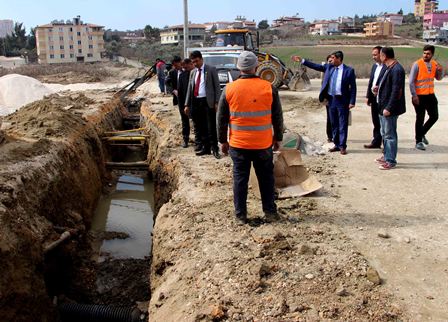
[258,20,269,30]
[398,8,404,15]
[26,28,36,50]
[144,25,160,40]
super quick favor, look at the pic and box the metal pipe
[44,231,73,254]
[183,0,189,58]
[59,303,143,322]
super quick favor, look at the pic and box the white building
[0,19,14,38]
[377,14,404,26]
[338,16,354,27]
[309,21,340,35]
[160,24,206,45]
[36,16,105,64]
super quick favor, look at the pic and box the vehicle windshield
[215,33,245,47]
[203,55,238,69]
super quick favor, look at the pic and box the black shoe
[182,141,188,148]
[212,149,221,159]
[194,145,203,152]
[235,213,247,225]
[328,146,340,152]
[195,148,211,156]
[264,212,280,223]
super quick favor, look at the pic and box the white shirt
[194,66,206,98]
[372,63,383,92]
[328,64,344,96]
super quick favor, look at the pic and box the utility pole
[183,0,189,58]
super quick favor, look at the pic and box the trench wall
[0,99,125,322]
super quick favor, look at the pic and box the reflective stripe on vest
[226,78,273,149]
[415,58,436,95]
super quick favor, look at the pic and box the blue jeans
[229,147,277,216]
[158,77,165,93]
[379,115,399,165]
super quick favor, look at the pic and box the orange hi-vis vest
[226,77,273,149]
[415,58,437,95]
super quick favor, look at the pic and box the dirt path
[284,79,448,321]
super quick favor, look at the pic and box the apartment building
[160,24,206,45]
[377,14,404,26]
[272,16,305,28]
[364,21,394,37]
[0,19,14,38]
[423,11,448,29]
[415,0,439,17]
[36,16,105,64]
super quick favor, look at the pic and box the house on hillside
[423,11,448,29]
[36,16,105,64]
[272,16,305,28]
[415,0,439,17]
[160,24,206,45]
[377,14,404,26]
[364,21,394,38]
[423,26,448,42]
[309,21,340,36]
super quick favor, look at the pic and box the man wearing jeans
[217,51,284,224]
[376,47,406,170]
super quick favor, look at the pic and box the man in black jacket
[376,47,406,170]
[165,56,182,106]
[365,46,386,149]
[176,58,194,148]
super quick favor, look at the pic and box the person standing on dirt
[155,58,166,94]
[324,54,334,143]
[167,56,191,148]
[217,51,284,224]
[292,51,356,155]
[410,45,444,151]
[184,50,221,159]
[375,47,406,170]
[364,46,387,150]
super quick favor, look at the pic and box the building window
[77,31,81,36]
[70,36,74,41]
[59,27,63,32]
[60,54,65,58]
[59,36,63,41]
[50,54,55,59]
[48,36,53,41]
[49,28,53,33]
[86,27,89,32]
[89,45,93,49]
[88,36,93,40]
[69,45,74,49]
[60,45,64,49]
[78,40,81,45]
[70,53,74,58]
[69,27,73,32]
[50,45,54,50]
[87,53,93,57]
[78,49,82,54]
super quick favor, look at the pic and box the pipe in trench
[59,303,144,322]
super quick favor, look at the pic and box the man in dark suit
[184,50,222,159]
[365,46,386,149]
[176,58,194,148]
[293,51,356,155]
[376,47,406,170]
[165,56,182,106]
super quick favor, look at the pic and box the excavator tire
[256,61,283,88]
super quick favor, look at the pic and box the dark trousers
[325,105,332,141]
[178,105,190,143]
[229,147,277,216]
[191,97,218,151]
[370,100,382,147]
[414,94,439,143]
[328,96,349,149]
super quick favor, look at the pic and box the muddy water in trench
[91,174,154,260]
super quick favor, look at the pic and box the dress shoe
[235,212,247,225]
[195,148,211,156]
[328,146,340,152]
[194,145,203,152]
[363,143,381,149]
[422,136,429,145]
[182,141,188,148]
[212,149,221,159]
[340,148,347,155]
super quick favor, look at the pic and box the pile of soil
[5,93,95,139]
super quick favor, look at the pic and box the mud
[138,80,406,321]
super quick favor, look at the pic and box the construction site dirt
[0,66,447,321]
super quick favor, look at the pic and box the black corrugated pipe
[59,303,144,322]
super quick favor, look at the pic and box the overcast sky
[1,0,448,32]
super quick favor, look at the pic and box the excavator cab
[214,29,257,50]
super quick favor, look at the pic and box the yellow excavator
[213,29,311,91]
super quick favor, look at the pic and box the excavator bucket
[288,64,312,92]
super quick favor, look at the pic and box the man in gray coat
[185,50,222,159]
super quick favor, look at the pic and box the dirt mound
[5,93,94,139]
[0,74,54,115]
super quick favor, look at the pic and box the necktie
[330,67,338,96]
[194,68,202,97]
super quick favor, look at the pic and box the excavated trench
[0,94,175,322]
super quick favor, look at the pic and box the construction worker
[217,51,284,224]
[410,45,444,151]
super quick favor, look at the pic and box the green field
[262,45,448,78]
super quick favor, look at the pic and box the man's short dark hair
[331,50,344,61]
[373,46,383,52]
[172,55,182,63]
[189,50,202,59]
[183,58,192,64]
[381,47,395,59]
[423,45,435,54]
